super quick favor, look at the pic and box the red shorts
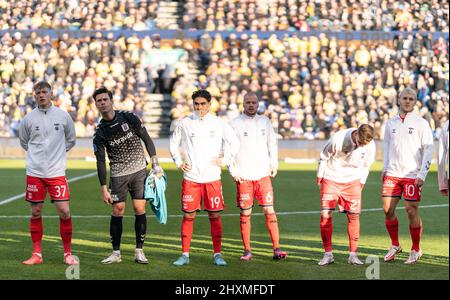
[382,176,421,201]
[181,179,225,212]
[26,176,70,203]
[236,176,274,209]
[321,179,362,213]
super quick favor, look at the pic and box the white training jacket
[19,105,76,178]
[437,120,449,191]
[317,128,376,184]
[229,113,278,180]
[382,112,434,181]
[169,112,239,183]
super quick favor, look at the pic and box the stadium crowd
[181,0,449,32]
[171,32,449,139]
[0,0,159,30]
[0,1,448,140]
[0,30,448,139]
[0,0,448,32]
[0,31,184,137]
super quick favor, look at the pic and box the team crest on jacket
[408,127,414,134]
[392,129,396,134]
[121,123,129,132]
[54,123,60,131]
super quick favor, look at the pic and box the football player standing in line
[19,81,78,265]
[229,92,287,261]
[437,120,448,196]
[93,87,163,265]
[169,90,239,266]
[382,87,434,264]
[316,124,376,266]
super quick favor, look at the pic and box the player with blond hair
[317,124,376,266]
[382,87,434,264]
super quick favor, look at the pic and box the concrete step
[145,123,170,130]
[144,109,172,117]
[157,12,178,18]
[158,1,179,7]
[143,116,172,123]
[146,94,173,102]
[158,7,178,13]
[145,101,172,109]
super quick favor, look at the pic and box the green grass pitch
[0,159,448,280]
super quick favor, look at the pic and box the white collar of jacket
[192,111,212,121]
[396,111,417,121]
[242,113,258,120]
[37,104,53,113]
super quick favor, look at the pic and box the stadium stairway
[143,94,172,138]
[156,0,181,29]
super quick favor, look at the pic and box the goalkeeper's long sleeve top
[169,112,239,183]
[317,128,376,184]
[19,104,76,178]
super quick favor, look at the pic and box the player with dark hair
[382,88,434,264]
[93,87,163,264]
[19,81,78,265]
[169,89,239,266]
[317,124,376,266]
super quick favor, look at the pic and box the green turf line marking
[0,204,447,218]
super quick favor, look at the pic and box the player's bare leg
[319,210,334,266]
[383,197,402,261]
[263,206,286,260]
[102,202,125,264]
[174,211,195,266]
[55,201,78,265]
[240,208,253,261]
[133,199,148,264]
[23,203,44,265]
[405,201,423,264]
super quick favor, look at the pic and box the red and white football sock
[320,215,333,252]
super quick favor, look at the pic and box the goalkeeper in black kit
[92,87,163,264]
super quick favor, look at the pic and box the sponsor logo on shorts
[183,195,194,202]
[322,193,335,201]
[27,184,38,192]
[383,180,395,188]
[111,194,120,202]
[239,193,251,201]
